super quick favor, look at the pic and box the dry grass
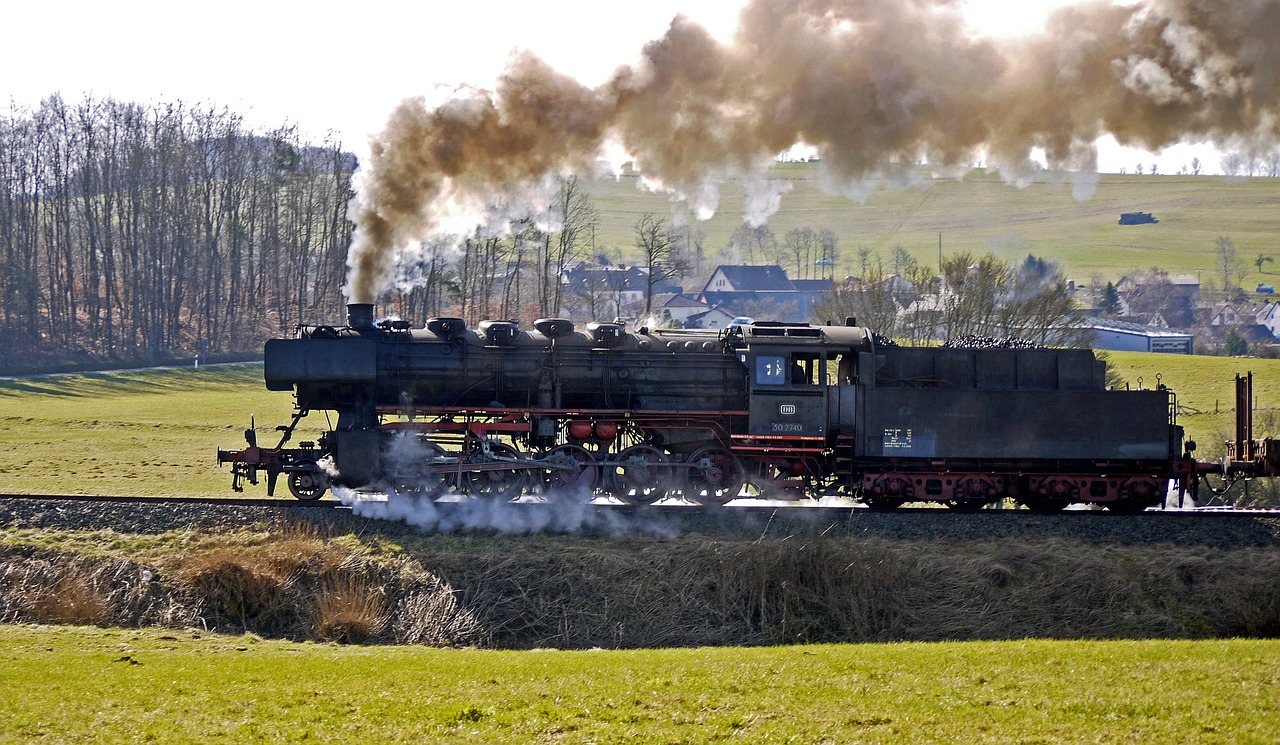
[3,525,1279,648]
[25,575,112,625]
[0,552,195,628]
[311,574,388,643]
[421,536,1280,648]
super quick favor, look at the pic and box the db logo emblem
[779,404,797,415]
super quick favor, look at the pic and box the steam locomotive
[218,303,1257,511]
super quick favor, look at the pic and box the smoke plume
[345,0,1280,302]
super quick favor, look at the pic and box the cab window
[790,353,822,386]
[755,356,786,385]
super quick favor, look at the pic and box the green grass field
[0,352,1277,498]
[589,166,1280,291]
[1,625,1275,743]
[0,364,311,497]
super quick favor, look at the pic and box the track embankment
[1,495,1278,548]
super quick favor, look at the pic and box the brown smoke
[345,0,1280,302]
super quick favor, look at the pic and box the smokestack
[347,303,375,330]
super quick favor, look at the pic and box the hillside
[586,165,1280,289]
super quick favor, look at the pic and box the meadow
[1,625,1276,743]
[588,166,1280,291]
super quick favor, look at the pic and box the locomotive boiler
[218,303,1258,512]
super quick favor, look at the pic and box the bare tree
[855,246,875,278]
[816,228,838,279]
[1221,152,1245,177]
[782,227,817,279]
[890,245,916,275]
[938,253,1085,345]
[812,264,904,337]
[634,213,688,319]
[1216,236,1244,293]
[541,176,598,317]
[728,222,778,265]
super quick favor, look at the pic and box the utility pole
[938,232,943,272]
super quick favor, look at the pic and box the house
[1209,302,1255,328]
[562,262,683,321]
[684,305,738,330]
[1085,317,1194,354]
[702,265,793,294]
[1114,273,1200,328]
[656,293,708,326]
[1257,302,1280,339]
[697,265,828,322]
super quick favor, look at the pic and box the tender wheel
[462,441,527,501]
[1020,497,1071,513]
[864,496,906,511]
[287,465,328,501]
[611,445,672,505]
[684,446,744,506]
[542,444,598,500]
[1106,500,1156,514]
[944,498,987,512]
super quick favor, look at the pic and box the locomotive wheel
[542,444,598,499]
[387,440,451,499]
[684,446,745,506]
[462,442,527,501]
[287,464,328,501]
[611,445,672,505]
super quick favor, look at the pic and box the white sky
[4,0,1216,174]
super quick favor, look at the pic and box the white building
[1085,317,1194,354]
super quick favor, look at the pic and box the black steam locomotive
[218,303,1242,511]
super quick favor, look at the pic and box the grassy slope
[0,364,316,497]
[1,354,1278,497]
[589,166,1280,288]
[2,625,1276,743]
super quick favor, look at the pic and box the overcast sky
[4,0,1217,173]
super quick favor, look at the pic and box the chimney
[347,303,375,329]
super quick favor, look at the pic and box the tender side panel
[857,388,1173,460]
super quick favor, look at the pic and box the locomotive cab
[740,323,873,439]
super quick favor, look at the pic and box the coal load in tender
[871,332,898,348]
[942,334,1042,349]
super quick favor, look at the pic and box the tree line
[814,252,1088,347]
[0,96,354,372]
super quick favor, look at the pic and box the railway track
[1,492,1276,547]
[2,490,1278,515]
[0,493,343,509]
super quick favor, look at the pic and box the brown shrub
[312,574,388,644]
[176,552,294,632]
[25,574,112,626]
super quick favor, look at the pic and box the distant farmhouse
[696,265,832,325]
[561,262,680,321]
